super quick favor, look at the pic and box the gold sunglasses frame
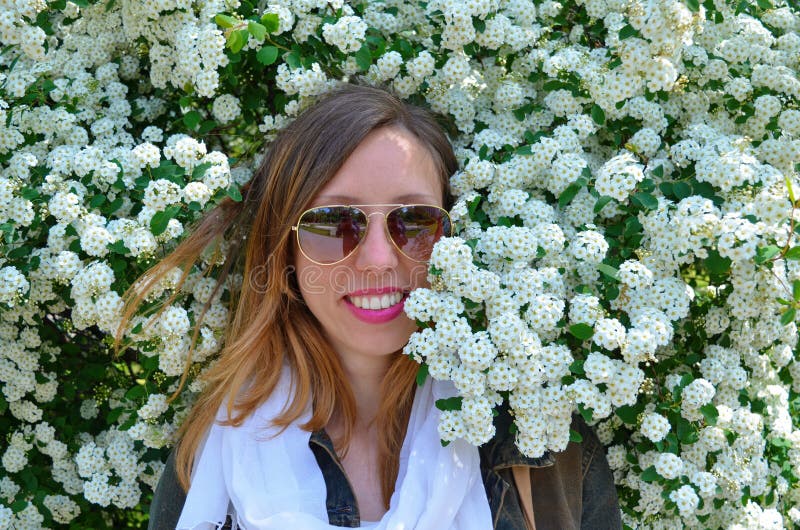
[291,203,453,266]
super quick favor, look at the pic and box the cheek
[295,259,355,307]
[403,259,432,291]
[295,258,328,302]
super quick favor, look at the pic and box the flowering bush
[2,0,800,528]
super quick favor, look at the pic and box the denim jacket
[149,412,621,530]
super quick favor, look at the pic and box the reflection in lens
[389,206,451,262]
[298,207,366,264]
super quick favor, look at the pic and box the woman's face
[294,126,443,375]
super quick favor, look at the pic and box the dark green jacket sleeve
[148,451,187,530]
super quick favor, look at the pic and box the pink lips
[344,288,407,324]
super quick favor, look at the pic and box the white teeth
[349,292,403,310]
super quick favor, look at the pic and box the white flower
[0,267,29,306]
[143,179,182,211]
[458,331,498,371]
[682,378,715,409]
[584,352,615,385]
[322,16,368,53]
[640,412,671,442]
[130,143,160,169]
[158,306,191,337]
[569,230,609,264]
[595,152,644,202]
[593,318,626,351]
[211,94,242,124]
[43,495,81,524]
[138,394,169,420]
[670,485,699,517]
[654,452,684,480]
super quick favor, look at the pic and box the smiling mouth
[346,291,405,310]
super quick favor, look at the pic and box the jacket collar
[308,408,555,471]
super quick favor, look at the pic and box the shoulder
[148,451,187,530]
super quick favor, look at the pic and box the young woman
[132,85,621,529]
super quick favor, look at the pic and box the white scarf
[177,367,493,530]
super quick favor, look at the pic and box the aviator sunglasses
[292,204,453,265]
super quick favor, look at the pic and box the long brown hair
[118,84,457,507]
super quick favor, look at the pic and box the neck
[336,353,392,430]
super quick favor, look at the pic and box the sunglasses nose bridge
[363,210,393,242]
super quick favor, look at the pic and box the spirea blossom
[5,0,800,527]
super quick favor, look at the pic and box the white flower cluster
[75,429,146,508]
[322,16,368,53]
[4,0,800,527]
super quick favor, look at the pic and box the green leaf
[191,162,212,180]
[756,0,773,8]
[793,280,800,301]
[215,14,237,28]
[150,210,173,236]
[355,44,372,70]
[591,104,605,125]
[785,247,800,260]
[672,181,692,200]
[227,185,243,202]
[569,359,585,375]
[260,13,280,33]
[183,111,202,130]
[632,192,658,210]
[686,0,700,11]
[652,165,664,178]
[755,245,781,264]
[781,307,796,326]
[616,404,642,424]
[569,429,583,443]
[10,499,27,513]
[699,404,718,425]
[640,465,660,482]
[248,20,267,41]
[89,194,106,209]
[435,396,463,411]
[677,417,698,443]
[515,144,533,155]
[704,250,731,275]
[558,181,583,208]
[593,195,613,213]
[618,24,638,39]
[198,120,217,135]
[125,385,146,400]
[227,29,248,54]
[416,363,429,387]
[257,46,279,65]
[569,323,594,340]
[597,263,620,281]
[285,51,301,68]
[107,240,130,255]
[19,187,40,201]
[106,407,124,425]
[20,469,38,490]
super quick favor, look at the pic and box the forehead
[313,126,442,205]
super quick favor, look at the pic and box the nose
[353,212,399,271]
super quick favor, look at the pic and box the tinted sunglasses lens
[297,207,366,263]
[387,206,451,261]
